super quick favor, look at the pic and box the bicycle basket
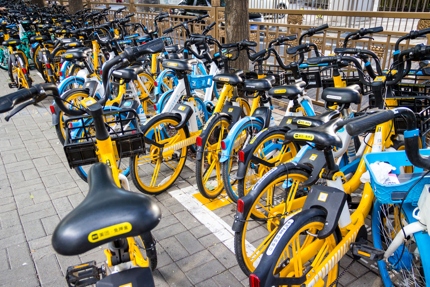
[364,149,430,205]
[188,74,213,89]
[63,108,145,169]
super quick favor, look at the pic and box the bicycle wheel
[131,114,189,195]
[137,232,158,270]
[372,200,426,286]
[196,115,231,199]
[252,209,340,287]
[8,57,30,89]
[136,72,156,116]
[58,76,86,95]
[237,129,298,199]
[222,120,265,202]
[55,89,90,144]
[234,167,312,275]
[0,46,10,70]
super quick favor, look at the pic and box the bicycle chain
[328,257,356,287]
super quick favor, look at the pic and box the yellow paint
[64,54,73,59]
[167,62,178,67]
[228,108,234,112]
[293,133,314,141]
[72,263,89,269]
[357,250,370,257]
[178,105,186,111]
[309,154,318,161]
[318,192,328,202]
[119,283,132,287]
[274,89,286,94]
[297,119,312,126]
[193,192,232,210]
[374,75,386,82]
[88,222,132,243]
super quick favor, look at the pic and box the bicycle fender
[59,60,71,82]
[195,112,232,161]
[298,149,327,186]
[221,104,242,125]
[252,208,326,286]
[83,80,99,98]
[236,126,292,180]
[232,191,257,232]
[57,76,85,94]
[302,185,347,239]
[51,102,60,125]
[251,106,271,129]
[171,103,193,130]
[219,116,265,163]
[154,68,177,96]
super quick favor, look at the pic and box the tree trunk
[68,0,84,14]
[31,0,44,7]
[225,0,249,72]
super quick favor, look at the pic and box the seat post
[322,147,339,177]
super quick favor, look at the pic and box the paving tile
[159,236,189,262]
[175,231,205,255]
[176,249,214,273]
[0,248,9,271]
[158,263,193,287]
[186,258,226,285]
[22,219,46,241]
[34,253,63,285]
[8,243,33,269]
[211,270,245,287]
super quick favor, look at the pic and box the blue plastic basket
[364,150,430,205]
[188,74,213,89]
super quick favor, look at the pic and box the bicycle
[232,48,398,276]
[219,24,331,203]
[130,37,256,195]
[0,38,165,286]
[247,42,430,286]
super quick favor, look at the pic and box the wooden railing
[55,1,430,108]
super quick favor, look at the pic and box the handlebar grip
[287,44,308,55]
[203,22,216,34]
[125,13,135,18]
[278,34,297,44]
[249,49,267,61]
[315,23,329,32]
[345,110,395,136]
[163,27,173,34]
[0,87,38,113]
[334,47,358,54]
[240,40,257,48]
[366,26,383,34]
[306,56,337,65]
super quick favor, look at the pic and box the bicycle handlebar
[343,26,383,47]
[345,107,430,170]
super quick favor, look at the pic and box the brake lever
[5,99,36,121]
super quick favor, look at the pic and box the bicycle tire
[0,46,10,70]
[237,128,298,199]
[138,232,158,270]
[251,208,340,287]
[234,166,312,275]
[131,114,189,195]
[196,115,231,199]
[222,120,265,202]
[55,89,91,144]
[372,200,427,286]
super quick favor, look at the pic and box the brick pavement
[0,69,382,286]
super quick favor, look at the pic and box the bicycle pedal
[65,260,106,287]
[8,82,18,88]
[351,242,384,261]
